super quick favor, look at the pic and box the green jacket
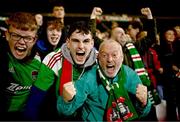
[57,64,151,121]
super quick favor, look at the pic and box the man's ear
[97,52,99,59]
[66,38,70,48]
[5,31,10,42]
[33,35,38,44]
[91,38,94,47]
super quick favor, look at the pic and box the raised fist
[136,84,148,106]
[63,81,76,102]
[141,7,153,19]
[90,7,103,19]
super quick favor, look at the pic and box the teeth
[76,52,85,56]
[17,47,25,50]
[51,36,57,39]
[77,51,84,53]
[16,46,26,51]
[51,36,58,39]
[107,65,114,68]
[76,51,85,54]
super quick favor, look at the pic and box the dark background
[0,0,179,17]
[0,0,179,32]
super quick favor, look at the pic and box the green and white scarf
[125,43,150,86]
[125,42,161,105]
[97,63,138,121]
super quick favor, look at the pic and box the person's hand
[120,34,132,46]
[63,82,76,102]
[90,7,103,19]
[176,71,180,78]
[141,7,153,19]
[136,84,147,107]
[158,67,163,74]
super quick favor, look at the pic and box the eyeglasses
[9,32,36,43]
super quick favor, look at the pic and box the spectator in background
[35,13,43,38]
[174,25,180,40]
[50,2,69,49]
[0,17,8,40]
[52,3,65,24]
[36,17,64,60]
[0,26,7,39]
[88,7,103,50]
[126,7,156,57]
[35,14,43,27]
[159,27,180,121]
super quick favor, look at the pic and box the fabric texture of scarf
[125,42,161,105]
[97,64,138,122]
[59,58,72,95]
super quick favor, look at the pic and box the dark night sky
[0,0,179,30]
[0,0,179,35]
[0,0,179,17]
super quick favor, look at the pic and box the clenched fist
[63,82,76,102]
[141,7,153,19]
[90,7,103,19]
[136,84,148,107]
[120,34,132,46]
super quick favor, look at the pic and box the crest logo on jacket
[32,70,38,81]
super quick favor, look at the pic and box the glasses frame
[8,31,36,43]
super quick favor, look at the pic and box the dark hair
[52,2,65,10]
[67,21,92,38]
[6,12,38,31]
[128,21,143,32]
[6,12,38,61]
[160,26,178,46]
[46,17,64,30]
[38,16,64,47]
[162,27,177,39]
[36,16,66,59]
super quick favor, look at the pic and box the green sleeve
[34,63,55,91]
[88,19,103,50]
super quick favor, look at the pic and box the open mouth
[106,65,115,73]
[50,36,59,42]
[15,46,26,56]
[15,46,26,52]
[75,52,86,62]
[76,52,85,56]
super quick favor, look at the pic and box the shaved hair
[99,39,123,53]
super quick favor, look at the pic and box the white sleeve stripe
[47,51,62,67]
